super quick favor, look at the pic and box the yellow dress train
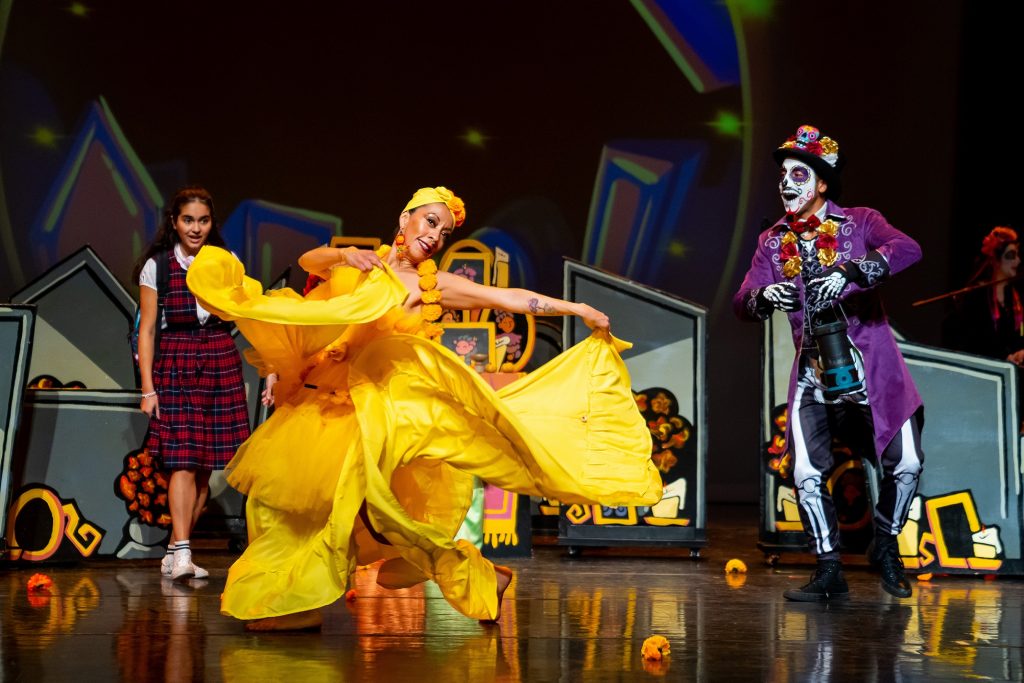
[187,245,662,621]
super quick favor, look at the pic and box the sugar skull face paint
[779,158,820,216]
[1000,244,1020,279]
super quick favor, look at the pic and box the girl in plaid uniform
[134,186,251,581]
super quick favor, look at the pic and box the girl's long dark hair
[131,185,226,283]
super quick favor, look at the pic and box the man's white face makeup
[779,158,820,216]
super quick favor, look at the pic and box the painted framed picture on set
[439,322,496,368]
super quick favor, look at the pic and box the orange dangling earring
[395,232,406,261]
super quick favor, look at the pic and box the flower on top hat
[778,124,840,168]
[774,124,845,200]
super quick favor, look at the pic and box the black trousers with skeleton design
[790,357,924,557]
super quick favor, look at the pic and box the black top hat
[772,125,844,200]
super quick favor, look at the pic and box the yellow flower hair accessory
[403,186,466,228]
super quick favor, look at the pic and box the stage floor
[3,505,1022,682]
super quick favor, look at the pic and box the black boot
[871,534,912,598]
[784,560,850,602]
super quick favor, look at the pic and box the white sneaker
[161,552,173,577]
[171,547,195,581]
[191,562,209,579]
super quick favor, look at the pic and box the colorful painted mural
[5,484,105,561]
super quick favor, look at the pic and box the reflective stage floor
[2,505,1022,682]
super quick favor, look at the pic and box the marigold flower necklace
[416,258,444,341]
[780,218,840,279]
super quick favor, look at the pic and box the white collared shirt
[139,243,212,326]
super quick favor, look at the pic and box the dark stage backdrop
[0,1,1001,503]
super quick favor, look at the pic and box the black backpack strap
[153,249,170,361]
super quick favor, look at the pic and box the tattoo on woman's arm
[528,298,556,314]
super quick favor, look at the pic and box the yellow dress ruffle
[187,245,662,621]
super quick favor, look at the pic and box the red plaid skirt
[145,254,250,470]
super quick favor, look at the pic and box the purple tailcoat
[733,201,923,457]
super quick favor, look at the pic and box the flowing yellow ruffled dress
[187,245,662,621]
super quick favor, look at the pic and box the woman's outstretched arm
[438,272,609,330]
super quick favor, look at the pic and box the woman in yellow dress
[186,187,663,630]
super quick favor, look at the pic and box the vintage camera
[810,305,864,400]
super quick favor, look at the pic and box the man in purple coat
[734,125,924,601]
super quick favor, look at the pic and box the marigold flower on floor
[725,559,748,573]
[27,573,53,592]
[641,635,671,661]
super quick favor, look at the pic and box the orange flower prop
[345,589,357,602]
[725,559,748,573]
[116,449,171,528]
[641,635,671,661]
[27,573,53,593]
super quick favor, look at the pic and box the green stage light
[30,126,59,148]
[709,111,742,137]
[460,128,488,148]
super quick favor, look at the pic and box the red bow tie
[786,214,821,232]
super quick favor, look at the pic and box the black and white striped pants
[791,359,924,557]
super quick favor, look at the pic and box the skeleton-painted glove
[809,250,891,307]
[751,282,801,317]
[808,267,851,307]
